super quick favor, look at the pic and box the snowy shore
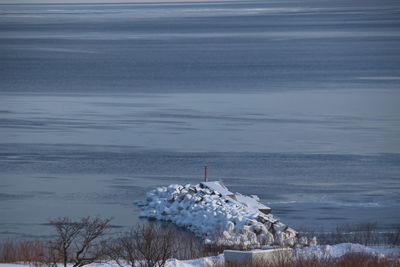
[1,243,398,267]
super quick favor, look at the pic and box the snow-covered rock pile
[136,181,306,249]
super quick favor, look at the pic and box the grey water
[1,0,400,239]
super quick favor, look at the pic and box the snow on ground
[0,244,397,267]
[166,254,224,267]
[293,243,400,260]
[167,243,400,267]
[168,244,400,266]
[136,181,301,248]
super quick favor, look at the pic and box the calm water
[1,0,400,239]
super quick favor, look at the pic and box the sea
[1,0,400,239]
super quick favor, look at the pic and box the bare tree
[49,216,112,267]
[132,223,176,267]
[108,223,212,266]
[49,217,80,267]
[173,230,208,260]
[388,224,400,246]
[107,231,138,267]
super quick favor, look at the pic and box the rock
[299,236,308,246]
[273,222,287,232]
[247,219,257,225]
[264,221,272,230]
[283,237,296,247]
[257,216,266,223]
[310,236,317,246]
[259,208,272,214]
[227,221,235,233]
[228,194,238,201]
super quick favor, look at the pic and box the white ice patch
[137,181,303,249]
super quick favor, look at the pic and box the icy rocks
[137,181,302,249]
[310,236,318,246]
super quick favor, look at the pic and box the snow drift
[136,181,312,249]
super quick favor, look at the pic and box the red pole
[204,165,208,182]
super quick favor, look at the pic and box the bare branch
[49,216,112,267]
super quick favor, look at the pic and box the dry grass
[1,221,399,266]
[222,253,400,267]
[1,239,400,267]
[0,239,48,263]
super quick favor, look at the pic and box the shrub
[49,216,112,267]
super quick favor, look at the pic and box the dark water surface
[1,142,400,238]
[1,0,400,238]
[1,0,400,93]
